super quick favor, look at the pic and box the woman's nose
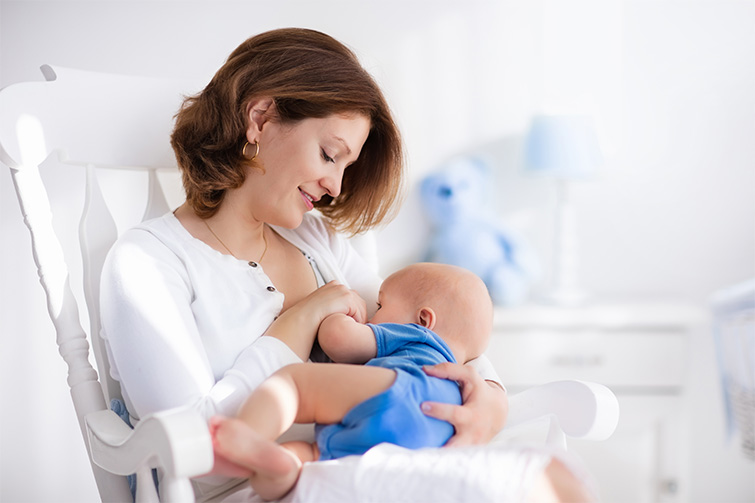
[321,166,344,198]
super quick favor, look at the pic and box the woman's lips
[299,188,315,210]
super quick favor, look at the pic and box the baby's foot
[210,416,298,478]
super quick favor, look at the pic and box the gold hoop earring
[243,140,260,160]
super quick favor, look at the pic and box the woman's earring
[243,140,260,160]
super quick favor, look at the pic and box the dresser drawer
[486,329,686,390]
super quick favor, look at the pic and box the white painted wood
[9,162,133,502]
[86,407,213,502]
[505,380,620,443]
[0,65,209,502]
[81,165,121,403]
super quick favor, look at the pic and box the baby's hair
[391,263,493,360]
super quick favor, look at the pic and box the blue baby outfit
[315,323,462,460]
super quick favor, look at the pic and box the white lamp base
[543,180,588,306]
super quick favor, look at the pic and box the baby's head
[370,262,493,363]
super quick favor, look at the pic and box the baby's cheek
[368,311,385,324]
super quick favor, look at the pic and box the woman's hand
[303,281,368,325]
[264,281,367,361]
[421,362,508,447]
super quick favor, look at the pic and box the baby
[211,262,493,500]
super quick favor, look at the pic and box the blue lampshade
[524,114,603,179]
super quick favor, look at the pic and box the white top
[100,211,501,424]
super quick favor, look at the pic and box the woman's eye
[321,149,335,164]
[376,303,382,310]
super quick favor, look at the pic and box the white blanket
[213,442,593,503]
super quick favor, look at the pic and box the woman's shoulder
[107,212,188,264]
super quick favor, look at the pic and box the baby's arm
[318,313,377,364]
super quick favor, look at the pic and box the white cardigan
[100,211,500,424]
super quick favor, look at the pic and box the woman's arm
[317,313,377,363]
[421,362,509,446]
[101,229,299,421]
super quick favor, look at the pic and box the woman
[100,27,507,495]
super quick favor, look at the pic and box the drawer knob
[659,478,679,495]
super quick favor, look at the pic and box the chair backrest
[0,65,203,499]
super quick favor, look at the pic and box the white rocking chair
[0,65,619,502]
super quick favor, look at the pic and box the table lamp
[524,114,603,304]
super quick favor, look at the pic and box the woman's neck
[176,202,268,262]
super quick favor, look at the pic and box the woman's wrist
[263,305,320,361]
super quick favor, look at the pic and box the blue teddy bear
[420,156,539,305]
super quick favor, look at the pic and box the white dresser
[487,301,706,503]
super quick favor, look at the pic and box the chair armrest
[86,406,213,500]
[503,380,620,442]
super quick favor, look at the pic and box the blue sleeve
[368,323,417,357]
[367,323,457,366]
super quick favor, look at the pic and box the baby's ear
[417,307,436,330]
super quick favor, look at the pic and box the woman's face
[242,112,371,229]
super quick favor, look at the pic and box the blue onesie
[315,322,462,460]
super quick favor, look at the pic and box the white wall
[1,1,753,502]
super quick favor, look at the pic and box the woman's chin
[272,213,305,230]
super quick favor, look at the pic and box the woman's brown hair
[170,28,404,234]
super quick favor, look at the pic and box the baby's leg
[236,362,396,434]
[276,362,396,425]
[216,363,394,500]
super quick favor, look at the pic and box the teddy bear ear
[420,174,435,192]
